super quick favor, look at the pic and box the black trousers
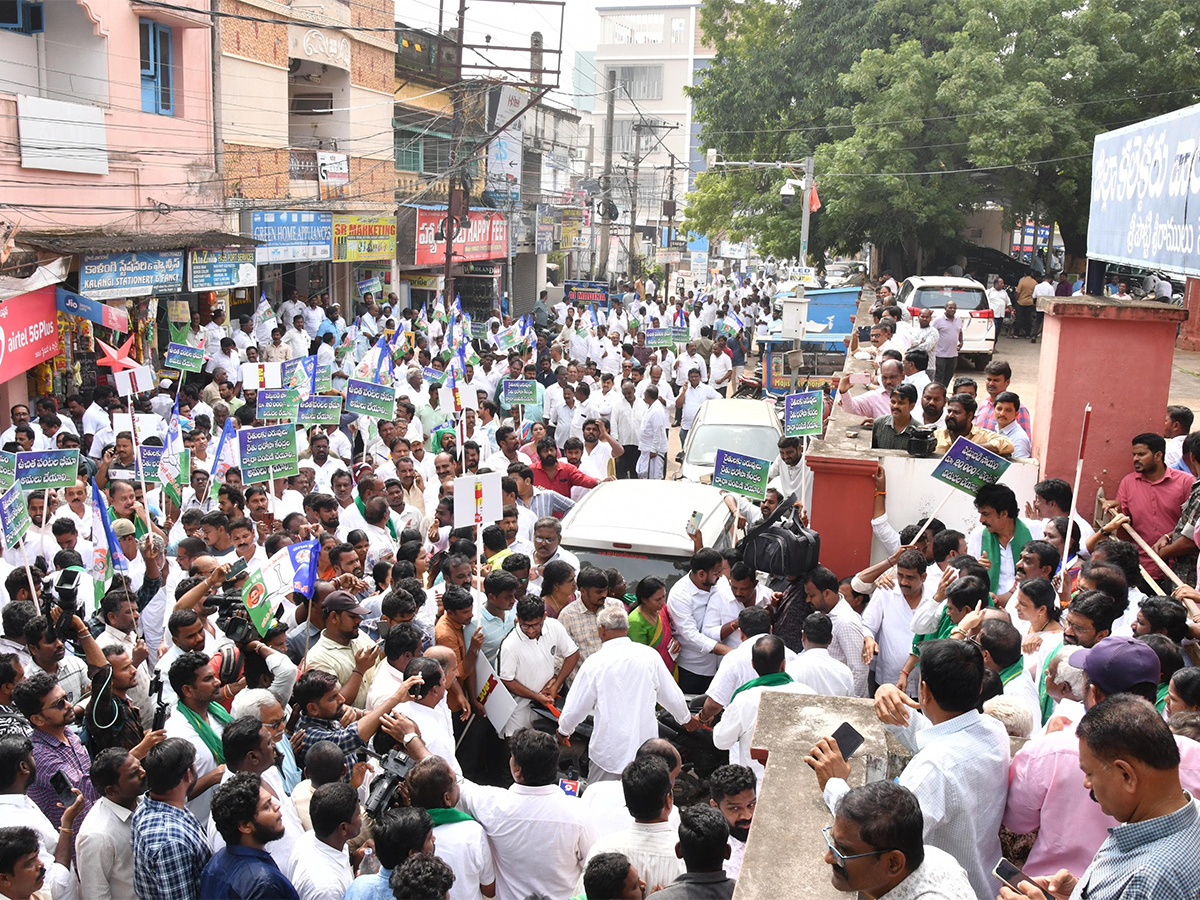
[617,445,640,479]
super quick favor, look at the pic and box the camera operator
[211,602,297,713]
[85,645,166,758]
[95,589,153,729]
[24,609,106,709]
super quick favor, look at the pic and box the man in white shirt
[713,635,815,784]
[786,612,855,697]
[855,548,932,698]
[577,754,683,894]
[703,561,772,651]
[395,657,461,775]
[558,601,698,780]
[708,336,733,396]
[803,566,870,698]
[636,386,668,479]
[497,597,580,736]
[986,278,1010,321]
[671,342,707,386]
[288,782,360,900]
[964,483,1043,598]
[807,638,1010,900]
[283,315,311,360]
[767,436,804,498]
[163,651,228,828]
[666,548,728,694]
[457,728,596,900]
[675,369,720,446]
[993,391,1032,459]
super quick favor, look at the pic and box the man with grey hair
[230,687,302,794]
[558,600,700,781]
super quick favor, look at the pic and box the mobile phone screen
[994,859,1050,899]
[49,771,74,805]
[831,721,865,760]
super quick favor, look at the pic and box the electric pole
[628,123,642,278]
[442,0,468,305]
[663,153,676,299]
[596,69,616,283]
[799,155,814,266]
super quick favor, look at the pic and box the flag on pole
[209,419,238,496]
[158,394,187,506]
[90,480,128,608]
[241,538,320,635]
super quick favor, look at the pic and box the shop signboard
[332,215,397,262]
[0,287,60,383]
[561,208,584,248]
[79,251,184,300]
[414,208,508,267]
[564,281,609,306]
[247,211,333,264]
[55,287,130,332]
[187,249,258,291]
[535,205,556,254]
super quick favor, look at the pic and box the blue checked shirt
[296,713,365,772]
[131,797,212,900]
[1071,794,1200,900]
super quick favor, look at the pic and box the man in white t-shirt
[675,369,720,446]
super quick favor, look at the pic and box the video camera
[41,568,81,642]
[148,670,170,731]
[362,746,416,819]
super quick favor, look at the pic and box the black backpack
[738,491,821,578]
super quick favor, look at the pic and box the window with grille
[610,66,662,101]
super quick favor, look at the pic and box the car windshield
[909,287,987,311]
[569,548,691,595]
[686,424,781,467]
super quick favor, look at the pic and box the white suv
[897,275,995,370]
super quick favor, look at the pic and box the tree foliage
[685,0,1200,272]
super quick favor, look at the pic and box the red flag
[809,182,822,212]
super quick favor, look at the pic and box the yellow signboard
[332,215,397,262]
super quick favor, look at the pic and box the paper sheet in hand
[453,472,502,529]
[474,651,517,737]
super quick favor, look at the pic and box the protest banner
[315,363,333,393]
[237,423,299,484]
[282,356,317,402]
[931,436,1011,496]
[165,342,204,373]
[241,362,283,391]
[494,327,522,351]
[645,328,674,348]
[711,449,771,501]
[671,326,690,344]
[0,482,30,549]
[241,539,320,635]
[114,364,156,397]
[298,394,343,426]
[500,380,538,405]
[0,452,14,491]
[469,322,489,341]
[453,472,503,529]
[138,445,164,483]
[422,366,447,386]
[784,390,824,438]
[475,652,517,737]
[345,379,396,419]
[257,388,301,421]
[16,451,80,491]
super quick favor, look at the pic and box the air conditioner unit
[0,1,44,35]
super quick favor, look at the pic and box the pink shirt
[838,386,891,419]
[1003,726,1200,877]
[1115,467,1194,578]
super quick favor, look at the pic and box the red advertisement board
[415,209,508,266]
[0,287,59,383]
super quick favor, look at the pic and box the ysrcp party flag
[90,480,128,609]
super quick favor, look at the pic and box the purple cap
[1071,636,1161,696]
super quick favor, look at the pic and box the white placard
[452,471,502,530]
[241,361,283,390]
[114,364,155,397]
[474,651,517,737]
[112,412,162,443]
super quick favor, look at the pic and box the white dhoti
[637,450,664,479]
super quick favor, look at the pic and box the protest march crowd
[0,275,1195,900]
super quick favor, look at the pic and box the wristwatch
[402,731,419,747]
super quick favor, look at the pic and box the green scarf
[912,607,955,654]
[999,658,1026,687]
[355,495,398,541]
[981,519,1033,594]
[176,701,234,763]
[1037,651,1056,726]
[427,807,475,827]
[1157,682,1169,714]
[730,672,793,703]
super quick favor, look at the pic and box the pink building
[0,0,224,407]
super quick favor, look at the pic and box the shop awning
[16,230,260,255]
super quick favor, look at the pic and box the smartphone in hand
[993,859,1051,900]
[831,721,865,760]
[49,771,75,807]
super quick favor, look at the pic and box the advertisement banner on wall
[535,205,556,254]
[1089,103,1200,275]
[79,251,184,300]
[561,208,584,248]
[487,85,524,204]
[187,249,258,291]
[0,287,60,383]
[317,152,349,199]
[332,215,397,262]
[55,288,130,333]
[247,211,333,264]
[414,208,508,267]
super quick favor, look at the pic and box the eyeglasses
[264,717,287,731]
[40,696,69,713]
[822,826,896,868]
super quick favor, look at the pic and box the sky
[395,0,602,107]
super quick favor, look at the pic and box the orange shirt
[435,615,468,713]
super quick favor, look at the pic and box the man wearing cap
[151,380,176,420]
[1003,635,1200,879]
[305,591,378,709]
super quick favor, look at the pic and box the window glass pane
[612,66,662,101]
[671,17,685,42]
[139,21,153,73]
[157,26,172,112]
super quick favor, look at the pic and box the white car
[559,480,740,594]
[897,275,995,369]
[679,398,783,483]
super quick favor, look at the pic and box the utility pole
[596,69,616,283]
[663,153,676,299]
[628,123,642,278]
[442,0,469,306]
[799,155,814,267]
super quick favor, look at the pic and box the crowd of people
[0,278,1195,900]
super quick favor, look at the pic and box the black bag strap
[743,490,799,542]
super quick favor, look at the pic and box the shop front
[244,210,334,309]
[0,285,62,411]
[399,205,508,318]
[331,215,397,312]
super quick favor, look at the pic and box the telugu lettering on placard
[298,395,343,425]
[501,379,538,405]
[0,481,29,549]
[784,391,824,438]
[345,379,396,419]
[711,449,770,501]
[165,342,205,374]
[930,436,1012,496]
[237,425,299,484]
[15,450,80,490]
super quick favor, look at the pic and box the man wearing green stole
[965,483,1043,602]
